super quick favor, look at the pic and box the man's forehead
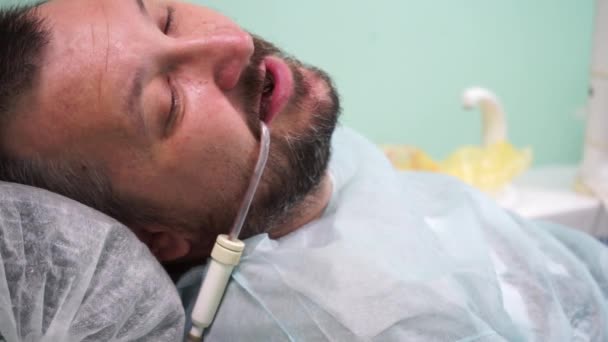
[41,0,152,114]
[40,0,127,77]
[10,0,143,157]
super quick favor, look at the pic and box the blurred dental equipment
[383,87,531,198]
[458,87,532,204]
[578,0,608,207]
[189,122,270,341]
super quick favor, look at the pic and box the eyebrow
[127,67,147,134]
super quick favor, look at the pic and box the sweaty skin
[7,0,338,263]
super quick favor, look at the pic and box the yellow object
[441,142,531,193]
[382,145,440,171]
[382,142,532,193]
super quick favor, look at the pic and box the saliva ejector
[188,122,270,341]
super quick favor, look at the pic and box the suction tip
[188,326,204,341]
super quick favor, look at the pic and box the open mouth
[259,71,275,122]
[256,57,293,124]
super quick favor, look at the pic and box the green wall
[201,0,594,165]
[3,0,594,165]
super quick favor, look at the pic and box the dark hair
[0,4,173,228]
[0,4,48,121]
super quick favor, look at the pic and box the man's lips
[258,56,293,124]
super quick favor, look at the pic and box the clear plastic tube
[228,122,270,241]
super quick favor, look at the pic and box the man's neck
[268,173,333,239]
[169,174,333,276]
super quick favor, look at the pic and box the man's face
[9,0,339,259]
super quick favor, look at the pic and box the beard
[231,35,342,239]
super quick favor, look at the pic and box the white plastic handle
[189,235,245,340]
[462,87,508,146]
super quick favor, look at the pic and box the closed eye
[164,77,180,137]
[164,6,175,34]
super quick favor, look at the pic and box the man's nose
[172,25,254,91]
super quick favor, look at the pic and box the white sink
[502,166,607,237]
